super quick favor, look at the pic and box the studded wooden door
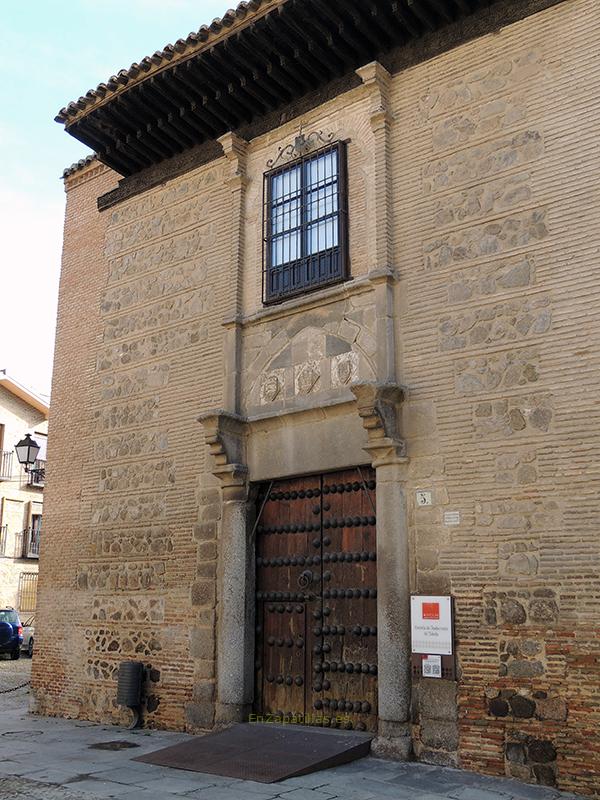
[254,468,377,732]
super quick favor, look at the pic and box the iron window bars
[18,572,38,612]
[263,141,348,304]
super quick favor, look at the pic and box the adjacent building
[33,0,600,796]
[0,373,48,615]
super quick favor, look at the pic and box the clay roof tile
[61,153,98,179]
[55,0,273,125]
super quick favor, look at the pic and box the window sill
[223,267,397,330]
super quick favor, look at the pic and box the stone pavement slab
[0,679,587,800]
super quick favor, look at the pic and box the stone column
[197,410,253,725]
[216,472,255,724]
[352,382,412,758]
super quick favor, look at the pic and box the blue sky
[1,0,228,397]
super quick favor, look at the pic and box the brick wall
[33,0,600,795]
[390,0,600,794]
[31,162,120,718]
[32,156,234,729]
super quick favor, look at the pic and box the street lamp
[14,434,40,473]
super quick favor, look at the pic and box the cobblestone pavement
[0,683,584,800]
[0,655,32,713]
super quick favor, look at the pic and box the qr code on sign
[422,658,442,678]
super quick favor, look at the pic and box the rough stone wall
[391,0,600,795]
[0,386,47,611]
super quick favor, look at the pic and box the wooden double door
[254,467,378,731]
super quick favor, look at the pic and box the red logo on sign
[422,602,440,620]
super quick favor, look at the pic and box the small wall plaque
[416,490,432,507]
[410,595,456,680]
[421,654,442,679]
[443,511,460,526]
[410,595,453,655]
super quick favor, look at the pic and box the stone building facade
[0,375,48,614]
[33,0,600,796]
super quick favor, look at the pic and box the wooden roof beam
[249,24,309,93]
[351,3,395,50]
[302,7,356,66]
[75,117,144,173]
[111,93,181,158]
[311,1,372,61]
[65,123,123,172]
[184,61,243,127]
[189,100,227,137]
[390,1,423,37]
[143,122,184,156]
[132,83,173,121]
[170,66,224,134]
[200,52,260,121]
[219,41,282,105]
[168,108,204,144]
[343,2,391,53]
[144,76,209,143]
[291,2,350,69]
[105,106,173,161]
[272,8,336,80]
[406,0,437,30]
[263,19,325,85]
[100,99,147,141]
[371,2,413,42]
[207,46,273,112]
[158,116,196,149]
[427,0,455,22]
[452,0,474,14]
[240,22,310,94]
[103,144,141,175]
[122,133,161,164]
[128,83,193,157]
[228,35,293,101]
[149,73,190,112]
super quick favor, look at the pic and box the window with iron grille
[263,142,348,304]
[18,572,37,613]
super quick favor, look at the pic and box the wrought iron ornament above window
[263,141,348,304]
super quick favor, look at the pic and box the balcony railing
[0,525,7,556]
[14,527,40,559]
[0,451,13,480]
[27,460,46,487]
[25,527,40,558]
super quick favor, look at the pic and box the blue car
[0,608,23,660]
